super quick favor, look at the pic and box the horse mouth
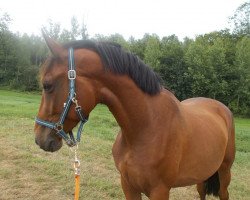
[35,134,62,152]
[38,140,62,152]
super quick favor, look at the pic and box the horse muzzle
[35,129,63,152]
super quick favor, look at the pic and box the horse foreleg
[121,176,142,200]
[197,182,206,200]
[149,185,170,200]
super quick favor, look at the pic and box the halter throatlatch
[35,48,88,147]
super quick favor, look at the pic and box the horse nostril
[35,138,39,145]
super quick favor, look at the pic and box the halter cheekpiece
[35,48,88,147]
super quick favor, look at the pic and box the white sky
[0,0,246,40]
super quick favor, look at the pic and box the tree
[29,34,47,66]
[43,19,61,40]
[59,29,71,42]
[185,36,213,97]
[230,2,250,35]
[92,34,108,41]
[0,11,249,115]
[206,37,229,101]
[0,13,11,31]
[0,13,18,86]
[70,16,80,40]
[143,34,162,70]
[80,18,88,40]
[232,36,250,115]
[159,35,191,100]
[42,17,89,43]
[106,33,129,49]
[128,36,146,60]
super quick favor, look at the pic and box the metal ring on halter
[55,123,63,131]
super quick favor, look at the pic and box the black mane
[64,40,162,95]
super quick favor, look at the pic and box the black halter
[35,48,88,147]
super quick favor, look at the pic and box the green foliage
[159,35,191,100]
[127,36,146,59]
[231,36,250,115]
[183,31,250,115]
[230,2,250,35]
[43,16,89,42]
[0,13,11,31]
[102,33,129,50]
[143,34,162,70]
[0,13,18,86]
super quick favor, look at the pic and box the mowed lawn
[0,89,249,200]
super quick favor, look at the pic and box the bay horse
[34,34,235,200]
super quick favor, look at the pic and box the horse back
[181,97,233,132]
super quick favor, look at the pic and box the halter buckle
[68,70,76,80]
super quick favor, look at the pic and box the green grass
[0,90,40,119]
[235,118,250,153]
[0,89,249,200]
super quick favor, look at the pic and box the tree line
[0,2,249,116]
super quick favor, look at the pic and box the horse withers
[34,34,235,200]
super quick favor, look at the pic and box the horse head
[34,34,101,152]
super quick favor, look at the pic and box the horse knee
[149,185,170,200]
[120,177,142,200]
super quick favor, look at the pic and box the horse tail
[204,171,220,196]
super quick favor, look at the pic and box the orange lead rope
[74,174,80,200]
[73,147,81,200]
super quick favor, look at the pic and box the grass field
[0,89,249,200]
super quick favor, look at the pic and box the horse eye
[43,83,53,92]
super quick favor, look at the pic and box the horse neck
[97,73,169,142]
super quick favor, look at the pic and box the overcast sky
[0,0,246,40]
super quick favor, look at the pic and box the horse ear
[42,29,65,58]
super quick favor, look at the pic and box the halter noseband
[35,48,88,147]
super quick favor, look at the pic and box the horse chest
[119,151,152,191]
[112,136,153,190]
